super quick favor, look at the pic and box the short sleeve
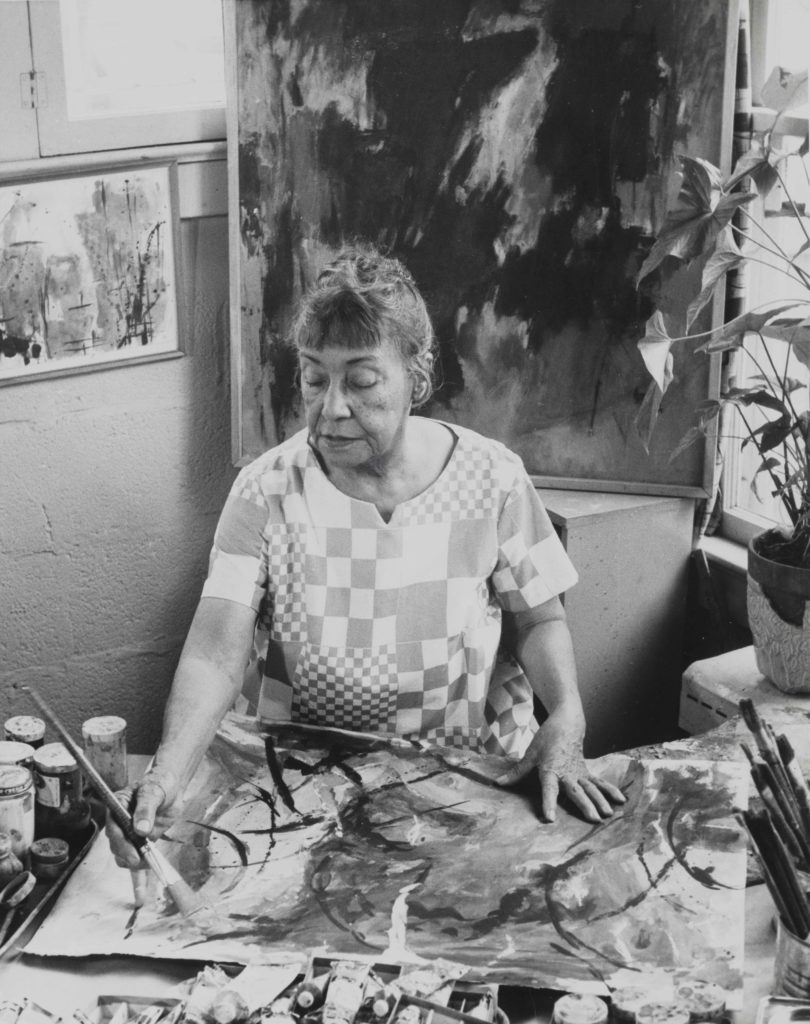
[491,469,578,616]
[200,469,270,611]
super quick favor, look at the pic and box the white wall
[0,215,237,752]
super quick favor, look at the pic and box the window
[720,0,810,545]
[0,0,225,162]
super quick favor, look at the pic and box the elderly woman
[111,244,624,867]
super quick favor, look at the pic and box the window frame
[0,0,226,163]
[717,1,809,545]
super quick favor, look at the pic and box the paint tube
[131,1006,168,1024]
[183,965,233,1024]
[107,1003,130,1024]
[322,961,371,1024]
[210,991,250,1024]
[293,973,330,1012]
[363,979,396,1021]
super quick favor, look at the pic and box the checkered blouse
[202,424,578,758]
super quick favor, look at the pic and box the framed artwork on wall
[0,161,182,384]
[226,0,739,495]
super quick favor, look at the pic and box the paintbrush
[741,811,806,937]
[21,685,207,919]
[740,700,796,805]
[777,733,810,831]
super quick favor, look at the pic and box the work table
[2,709,806,1019]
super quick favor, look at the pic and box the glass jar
[0,742,35,769]
[32,743,91,843]
[30,837,70,880]
[0,765,35,862]
[0,831,24,885]
[4,716,46,749]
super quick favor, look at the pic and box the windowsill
[698,534,748,575]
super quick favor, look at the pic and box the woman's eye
[349,374,377,389]
[302,376,325,390]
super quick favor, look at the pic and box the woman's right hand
[107,766,180,869]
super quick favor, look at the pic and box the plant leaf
[637,311,675,393]
[686,227,743,328]
[761,316,810,370]
[744,411,792,453]
[697,303,801,351]
[761,67,809,115]
[634,377,665,453]
[726,146,781,196]
[636,157,755,284]
[724,387,788,415]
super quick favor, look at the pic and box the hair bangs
[296,287,382,352]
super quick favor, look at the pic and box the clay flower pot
[747,531,810,694]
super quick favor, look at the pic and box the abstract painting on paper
[29,714,748,999]
[0,164,179,383]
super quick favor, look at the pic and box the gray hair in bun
[292,243,436,408]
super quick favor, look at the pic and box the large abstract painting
[227,0,739,491]
[0,164,179,382]
[29,715,748,1002]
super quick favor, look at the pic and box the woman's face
[298,337,414,472]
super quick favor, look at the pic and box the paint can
[4,716,45,749]
[0,742,35,770]
[0,766,35,861]
[81,715,128,790]
[774,917,810,997]
[552,994,609,1024]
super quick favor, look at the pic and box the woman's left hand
[495,705,627,823]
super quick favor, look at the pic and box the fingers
[106,776,169,869]
[539,770,559,823]
[494,759,535,787]
[560,775,624,823]
[130,775,168,836]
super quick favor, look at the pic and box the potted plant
[635,66,810,693]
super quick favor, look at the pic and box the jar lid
[0,765,33,795]
[4,716,45,743]
[0,741,35,765]
[31,837,70,864]
[82,715,126,738]
[34,742,77,774]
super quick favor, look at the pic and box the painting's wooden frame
[0,157,183,386]
[225,0,739,497]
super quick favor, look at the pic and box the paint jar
[552,994,609,1024]
[0,832,24,885]
[4,716,45,749]
[0,766,35,862]
[30,837,70,880]
[0,742,35,769]
[81,715,128,790]
[673,983,725,1022]
[32,743,91,843]
[774,917,810,997]
[635,1003,690,1024]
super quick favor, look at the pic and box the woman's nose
[321,379,350,418]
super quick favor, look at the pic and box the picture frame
[0,160,182,384]
[225,0,739,496]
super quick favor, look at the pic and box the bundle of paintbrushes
[738,698,810,938]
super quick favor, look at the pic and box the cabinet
[537,489,695,757]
